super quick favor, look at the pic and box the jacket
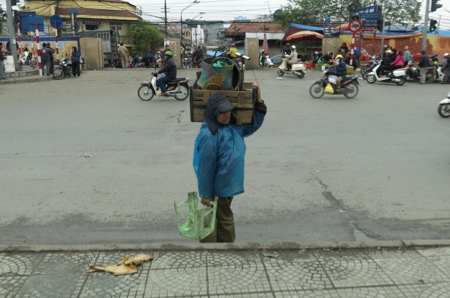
[157,57,176,78]
[418,54,429,67]
[287,50,298,64]
[390,55,404,67]
[193,95,267,199]
[335,58,347,76]
[71,50,80,63]
[404,50,412,62]
[227,47,238,58]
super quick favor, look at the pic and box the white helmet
[444,53,449,58]
[291,45,296,50]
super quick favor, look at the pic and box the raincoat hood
[204,93,234,134]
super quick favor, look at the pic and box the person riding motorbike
[192,46,204,66]
[379,49,396,76]
[286,45,298,71]
[227,44,238,59]
[441,53,450,84]
[334,54,347,92]
[282,43,291,56]
[152,50,176,96]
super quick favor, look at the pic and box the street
[1,68,450,246]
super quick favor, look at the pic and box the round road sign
[349,19,361,32]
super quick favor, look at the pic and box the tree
[128,22,164,55]
[279,0,421,30]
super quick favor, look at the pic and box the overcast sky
[1,0,449,29]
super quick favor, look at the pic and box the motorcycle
[138,71,190,101]
[309,67,360,99]
[182,54,191,68]
[53,57,85,80]
[366,61,407,85]
[404,60,437,83]
[277,57,306,78]
[232,52,250,71]
[19,51,38,69]
[437,91,450,118]
[360,56,379,80]
[259,54,273,68]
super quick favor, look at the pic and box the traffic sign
[349,19,361,32]
[50,15,63,29]
[69,8,78,18]
[359,13,380,28]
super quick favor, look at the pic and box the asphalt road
[1,67,450,246]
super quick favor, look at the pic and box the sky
[0,0,449,30]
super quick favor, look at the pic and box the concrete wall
[245,38,259,70]
[80,38,103,70]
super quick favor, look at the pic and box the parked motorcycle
[438,91,450,118]
[309,67,360,99]
[259,54,273,68]
[20,51,38,69]
[277,57,306,78]
[53,57,85,80]
[366,61,406,85]
[138,71,190,101]
[404,60,437,83]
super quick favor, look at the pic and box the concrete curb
[2,239,450,253]
[0,76,53,84]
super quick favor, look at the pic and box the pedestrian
[47,43,55,75]
[133,54,140,68]
[117,43,128,69]
[40,43,54,76]
[0,42,6,80]
[193,83,267,243]
[403,46,412,67]
[418,50,429,84]
[71,46,81,77]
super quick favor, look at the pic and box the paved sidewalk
[1,241,450,297]
[0,67,53,84]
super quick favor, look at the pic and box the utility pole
[422,0,430,51]
[6,0,19,71]
[164,0,168,36]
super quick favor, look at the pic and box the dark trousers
[72,61,80,77]
[200,197,235,243]
[157,76,174,92]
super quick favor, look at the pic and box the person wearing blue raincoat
[193,83,267,242]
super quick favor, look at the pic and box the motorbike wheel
[395,76,406,86]
[138,85,154,101]
[309,83,324,98]
[53,67,65,80]
[296,70,305,79]
[175,84,189,101]
[29,59,38,69]
[344,82,359,99]
[426,72,437,83]
[366,74,376,84]
[277,69,284,76]
[438,104,450,118]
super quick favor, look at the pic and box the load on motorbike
[309,65,360,99]
[277,45,306,78]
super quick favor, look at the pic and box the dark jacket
[442,56,450,72]
[157,57,176,78]
[336,59,347,76]
[419,53,429,68]
[71,50,80,63]
[0,49,4,62]
[41,47,53,63]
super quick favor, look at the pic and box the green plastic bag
[174,192,218,240]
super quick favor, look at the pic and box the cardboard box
[190,83,256,125]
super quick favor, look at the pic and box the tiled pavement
[1,242,450,297]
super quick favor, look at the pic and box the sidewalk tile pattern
[1,247,450,297]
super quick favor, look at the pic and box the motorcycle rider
[286,45,298,71]
[226,44,238,59]
[380,49,396,76]
[259,49,266,67]
[440,53,450,84]
[153,50,176,97]
[192,46,204,67]
[282,43,292,55]
[334,54,347,92]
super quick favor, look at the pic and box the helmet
[231,43,236,47]
[336,54,343,59]
[291,45,296,49]
[164,50,173,56]
[286,43,291,46]
[386,50,393,54]
[444,53,449,58]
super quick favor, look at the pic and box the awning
[285,30,324,41]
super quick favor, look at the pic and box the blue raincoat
[193,93,267,199]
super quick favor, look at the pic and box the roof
[225,22,285,35]
[56,7,138,19]
[282,23,324,40]
[98,0,136,6]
